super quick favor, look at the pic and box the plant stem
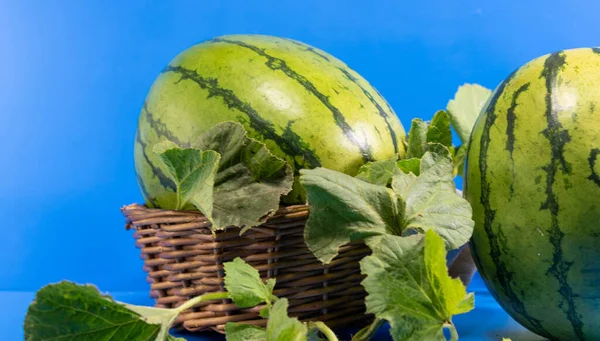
[352,318,384,341]
[157,291,231,339]
[176,189,183,210]
[174,292,230,315]
[311,321,340,341]
[446,322,459,341]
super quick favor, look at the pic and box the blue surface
[3,0,600,339]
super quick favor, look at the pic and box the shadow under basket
[121,203,373,334]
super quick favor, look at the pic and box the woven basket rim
[121,202,310,213]
[121,202,311,228]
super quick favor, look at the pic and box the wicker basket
[121,203,373,333]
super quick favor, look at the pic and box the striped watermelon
[134,34,406,207]
[465,47,600,340]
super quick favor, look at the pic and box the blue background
[2,0,599,340]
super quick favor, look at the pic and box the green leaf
[426,110,452,148]
[300,168,404,264]
[153,141,221,213]
[406,118,428,159]
[156,121,294,232]
[393,152,474,250]
[360,230,475,341]
[446,83,492,143]
[396,158,420,176]
[407,113,453,161]
[260,307,271,318]
[198,122,294,231]
[267,299,307,341]
[452,145,467,177]
[225,323,267,341]
[355,156,402,185]
[24,281,178,341]
[224,257,276,308]
[391,172,417,199]
[424,142,452,160]
[396,152,454,195]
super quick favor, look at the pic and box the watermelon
[134,34,406,207]
[465,47,600,340]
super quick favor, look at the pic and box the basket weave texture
[122,203,372,333]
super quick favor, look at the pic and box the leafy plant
[154,121,294,232]
[300,151,473,264]
[446,83,492,145]
[223,258,340,341]
[360,230,474,341]
[445,83,493,176]
[24,281,228,341]
[299,150,475,340]
[296,84,492,340]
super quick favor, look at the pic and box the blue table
[7,272,546,341]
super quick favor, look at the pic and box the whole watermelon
[465,47,600,341]
[135,35,406,207]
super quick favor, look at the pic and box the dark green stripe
[143,104,186,146]
[140,104,187,205]
[539,51,583,341]
[135,126,177,193]
[374,126,382,140]
[281,37,331,61]
[505,82,530,197]
[337,67,399,154]
[211,38,374,162]
[162,65,322,170]
[587,148,600,186]
[475,68,551,338]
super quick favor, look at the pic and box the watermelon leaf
[397,158,420,176]
[23,281,227,341]
[452,144,466,177]
[301,150,474,263]
[224,257,277,309]
[446,83,492,144]
[194,121,294,232]
[155,121,294,232]
[393,152,474,250]
[406,118,428,158]
[390,171,418,199]
[360,230,474,341]
[225,300,336,341]
[424,142,452,160]
[153,141,221,213]
[224,259,339,341]
[355,156,402,185]
[300,167,404,264]
[426,110,453,148]
[267,299,308,341]
[225,323,268,341]
[405,112,454,161]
